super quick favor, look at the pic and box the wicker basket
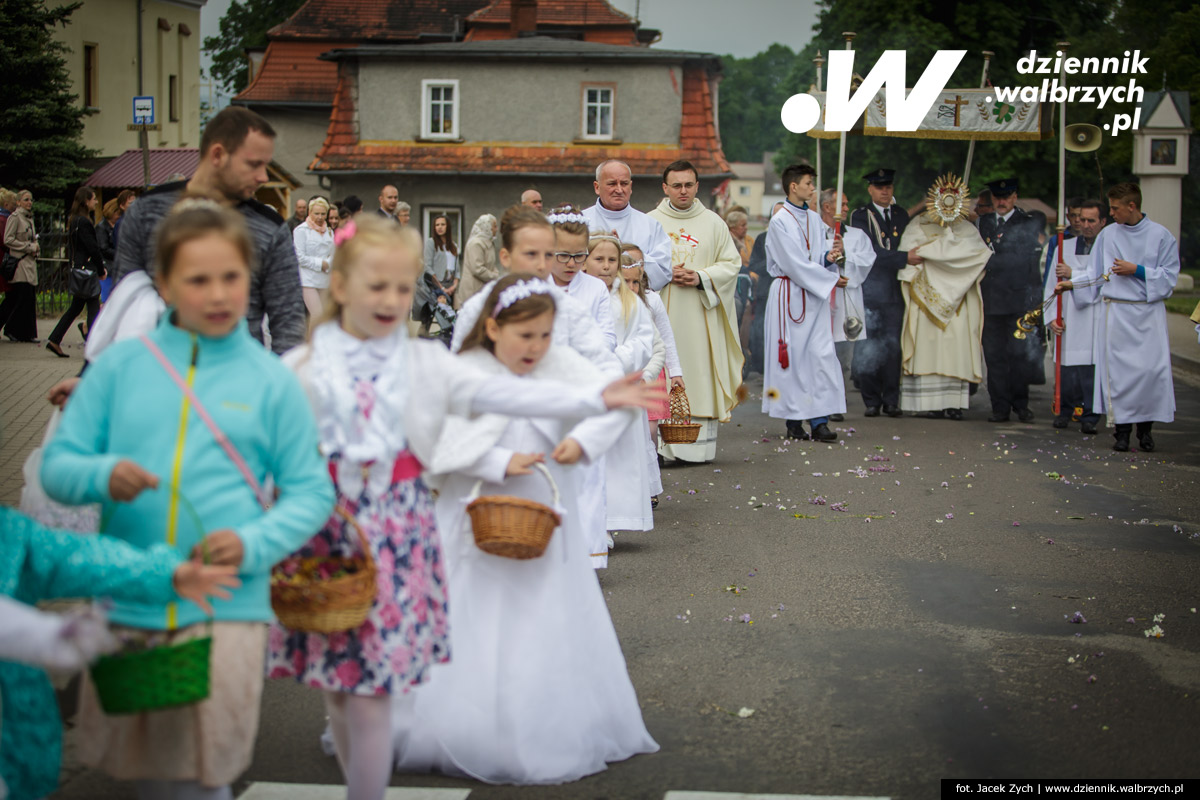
[466,463,562,559]
[90,629,212,715]
[271,505,377,633]
[89,483,213,715]
[659,385,702,444]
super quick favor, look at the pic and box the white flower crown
[492,279,555,318]
[588,231,621,247]
[547,211,587,225]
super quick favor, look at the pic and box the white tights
[324,691,396,800]
[302,287,324,319]
[134,781,232,800]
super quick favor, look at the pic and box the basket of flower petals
[271,506,376,633]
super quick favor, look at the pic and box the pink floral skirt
[648,369,670,421]
[266,460,449,696]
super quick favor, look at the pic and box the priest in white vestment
[1060,183,1178,452]
[1043,200,1105,433]
[761,164,846,442]
[582,160,673,291]
[648,160,745,462]
[897,177,989,419]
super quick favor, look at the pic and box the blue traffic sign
[133,96,155,125]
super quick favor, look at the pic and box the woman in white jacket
[292,196,334,318]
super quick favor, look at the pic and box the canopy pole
[813,50,825,199]
[962,51,993,188]
[1052,41,1070,417]
[833,32,855,238]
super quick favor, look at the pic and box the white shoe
[319,721,336,756]
[606,532,615,549]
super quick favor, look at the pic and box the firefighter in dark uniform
[849,168,920,417]
[977,178,1047,422]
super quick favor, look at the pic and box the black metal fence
[31,215,73,318]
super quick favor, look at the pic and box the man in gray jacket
[113,106,306,354]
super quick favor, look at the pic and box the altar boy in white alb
[818,189,874,352]
[762,164,847,442]
[1044,199,1105,434]
[1061,183,1178,452]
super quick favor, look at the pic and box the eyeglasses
[554,251,589,264]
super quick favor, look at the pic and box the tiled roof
[84,149,200,187]
[268,0,490,41]
[322,36,717,63]
[679,65,729,175]
[239,2,658,106]
[311,142,729,177]
[235,40,345,104]
[467,0,634,25]
[311,61,730,178]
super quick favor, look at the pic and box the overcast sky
[199,0,820,74]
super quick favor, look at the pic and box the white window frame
[421,206,464,252]
[421,79,460,140]
[582,84,615,140]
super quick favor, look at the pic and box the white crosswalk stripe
[239,785,471,800]
[664,793,891,800]
[238,784,890,800]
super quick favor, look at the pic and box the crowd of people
[0,103,1186,800]
[733,165,1181,452]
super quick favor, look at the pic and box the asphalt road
[55,368,1200,800]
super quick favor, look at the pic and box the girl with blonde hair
[267,216,663,800]
[584,232,657,545]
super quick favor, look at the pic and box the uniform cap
[863,168,895,186]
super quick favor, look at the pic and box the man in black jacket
[112,106,306,355]
[977,178,1046,422]
[849,168,922,417]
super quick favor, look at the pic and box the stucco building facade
[51,0,207,158]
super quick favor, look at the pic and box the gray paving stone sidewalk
[1,319,86,506]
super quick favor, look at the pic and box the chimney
[510,0,538,36]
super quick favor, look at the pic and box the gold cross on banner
[942,95,968,127]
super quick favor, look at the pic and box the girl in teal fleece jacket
[0,507,238,800]
[39,198,334,800]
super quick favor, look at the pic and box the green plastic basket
[90,483,213,715]
[89,633,213,715]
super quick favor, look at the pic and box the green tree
[0,1,94,201]
[718,43,804,163]
[203,0,307,95]
[775,0,1198,265]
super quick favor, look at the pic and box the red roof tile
[239,1,491,105]
[679,65,730,174]
[235,40,346,104]
[84,149,200,187]
[466,0,634,26]
[311,142,727,177]
[464,0,639,43]
[269,0,490,41]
